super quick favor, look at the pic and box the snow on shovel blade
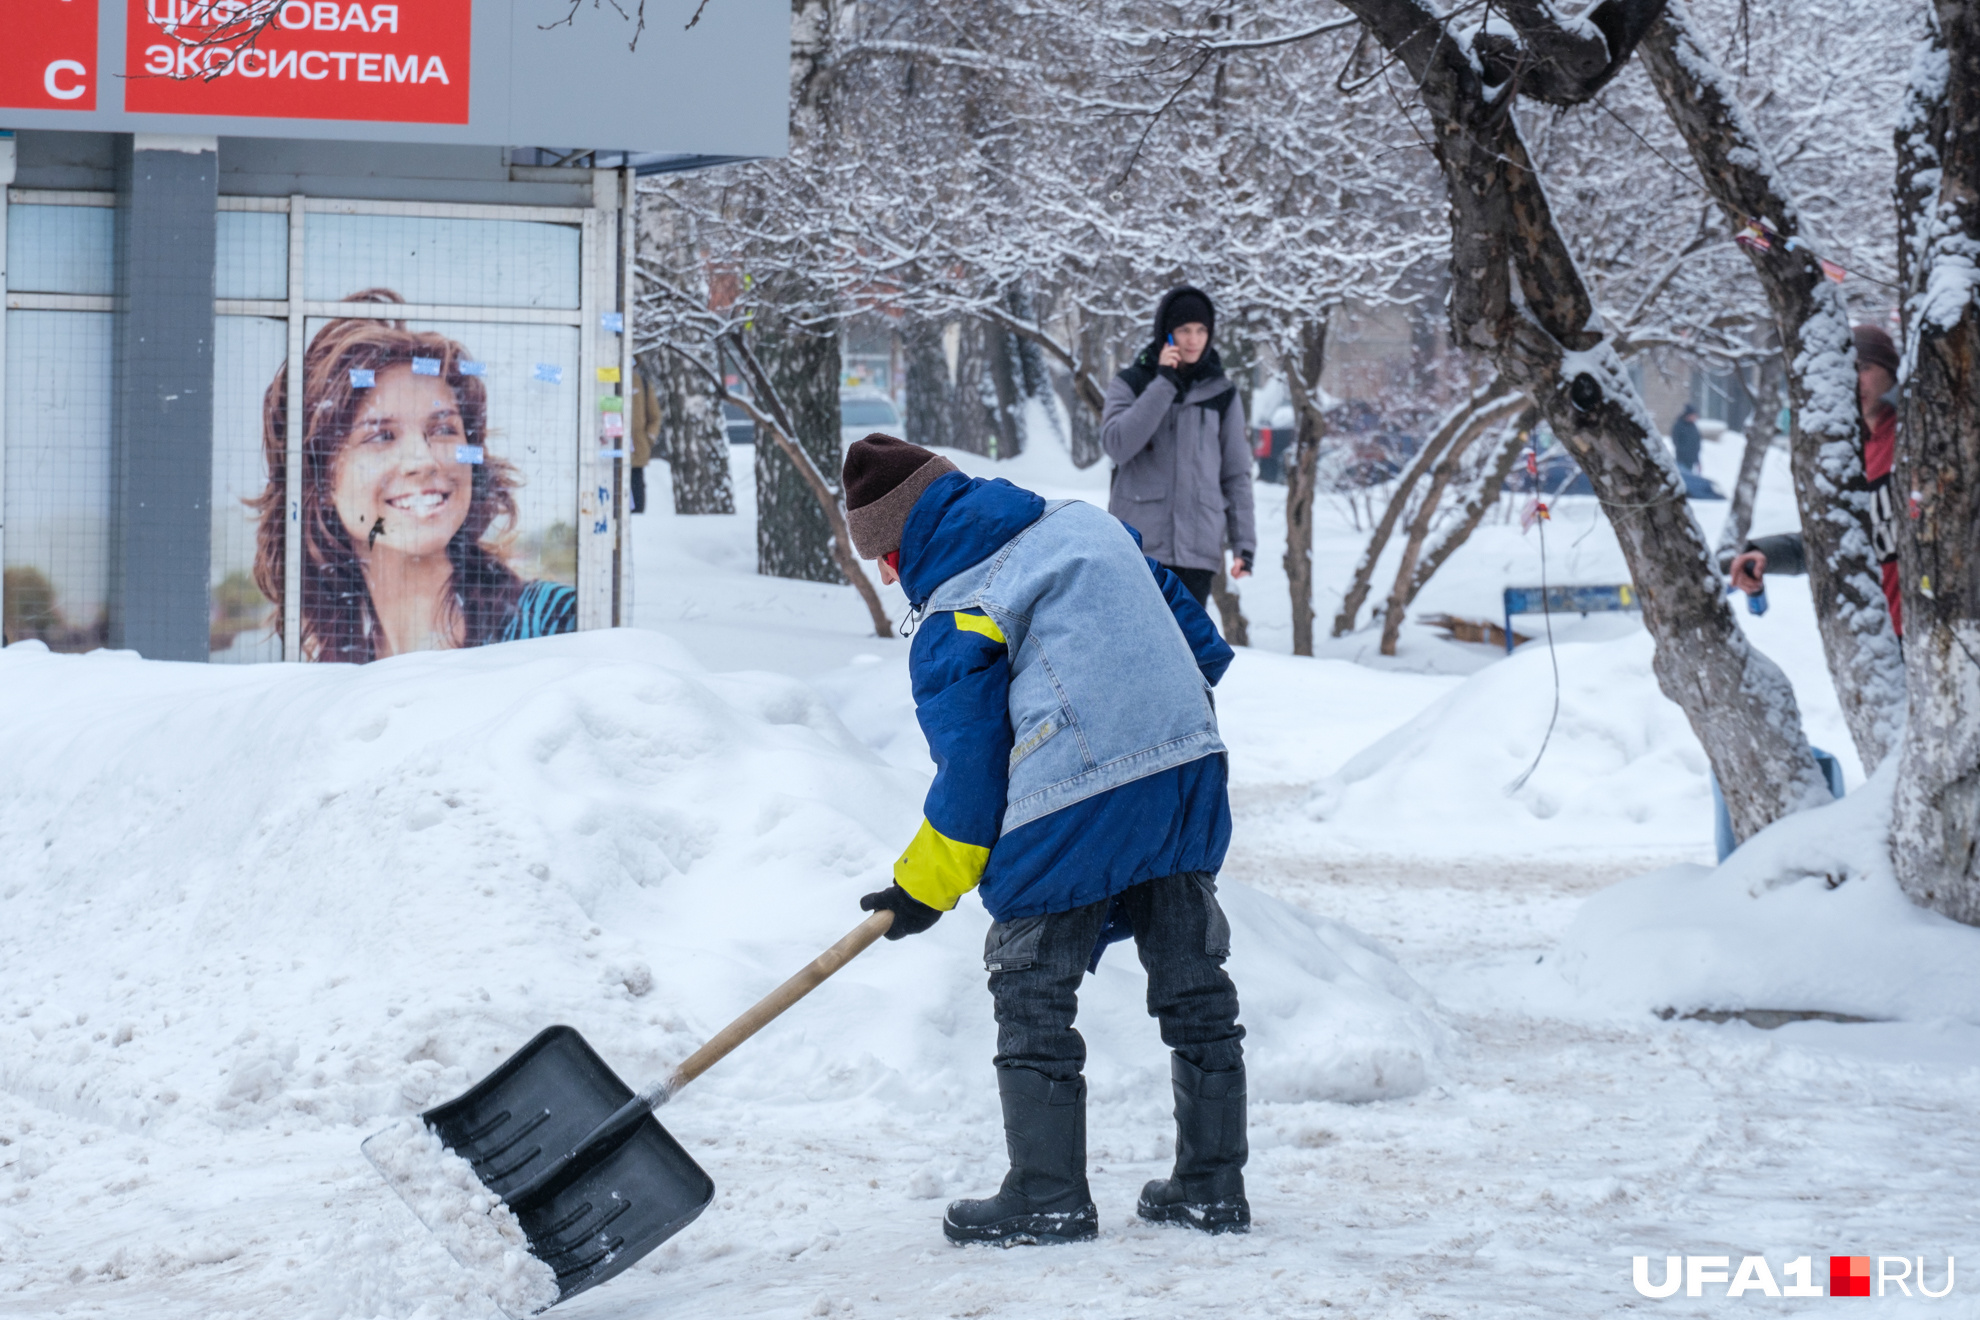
[365,1025,715,1313]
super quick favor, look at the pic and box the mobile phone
[1167,334,1175,346]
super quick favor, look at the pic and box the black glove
[1234,549,1254,574]
[860,884,943,939]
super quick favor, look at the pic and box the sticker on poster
[455,445,484,464]
[533,363,563,384]
[412,357,442,376]
[349,367,376,388]
[602,413,625,438]
[458,360,487,377]
[601,312,624,334]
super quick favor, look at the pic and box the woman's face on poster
[330,364,473,560]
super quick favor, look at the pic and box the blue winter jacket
[892,471,1233,922]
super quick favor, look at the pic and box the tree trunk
[1068,314,1109,468]
[1893,7,1980,924]
[639,348,736,515]
[1410,406,1537,599]
[1377,409,1510,656]
[1336,0,1831,841]
[753,312,844,583]
[1210,567,1249,647]
[985,308,1027,459]
[1716,371,1776,559]
[1640,3,1905,772]
[1278,320,1328,657]
[904,318,958,452]
[945,320,996,457]
[634,201,736,516]
[714,334,891,638]
[983,302,1111,468]
[989,285,1052,460]
[1336,382,1521,638]
[1332,405,1464,638]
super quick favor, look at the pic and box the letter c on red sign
[44,60,88,101]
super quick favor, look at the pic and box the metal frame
[1,184,631,659]
[617,167,637,628]
[282,195,307,662]
[0,157,10,639]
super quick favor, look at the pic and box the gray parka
[1101,297,1256,574]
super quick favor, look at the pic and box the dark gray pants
[1163,565,1215,609]
[984,871,1244,1083]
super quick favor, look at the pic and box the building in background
[2,0,785,662]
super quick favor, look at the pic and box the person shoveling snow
[842,434,1251,1245]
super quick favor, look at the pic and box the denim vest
[923,499,1225,833]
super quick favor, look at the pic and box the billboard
[1,0,786,156]
[125,1,474,124]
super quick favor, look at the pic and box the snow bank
[1305,630,1713,858]
[0,629,1436,1310]
[1554,761,1980,1022]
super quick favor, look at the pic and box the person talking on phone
[1101,286,1257,609]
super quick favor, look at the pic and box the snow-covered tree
[1639,0,1910,772]
[1893,4,1980,924]
[1322,0,1834,841]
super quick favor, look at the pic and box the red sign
[2,1,100,111]
[125,1,470,123]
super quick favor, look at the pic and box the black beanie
[1159,289,1215,342]
[841,433,958,559]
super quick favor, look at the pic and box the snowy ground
[5,429,1980,1319]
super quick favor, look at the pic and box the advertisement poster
[125,0,471,123]
[204,211,582,663]
[211,308,580,663]
[2,0,99,111]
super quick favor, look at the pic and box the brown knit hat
[842,434,958,559]
[1853,324,1900,377]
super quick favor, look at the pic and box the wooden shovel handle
[647,909,895,1105]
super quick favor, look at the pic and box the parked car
[840,392,903,449]
[720,374,756,445]
[721,401,755,446]
[1513,439,1725,500]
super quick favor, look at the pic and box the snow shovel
[365,908,895,1311]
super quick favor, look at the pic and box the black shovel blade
[422,1025,714,1306]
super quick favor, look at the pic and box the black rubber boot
[944,1068,1098,1246]
[1137,1054,1250,1234]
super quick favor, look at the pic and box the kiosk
[2,0,784,662]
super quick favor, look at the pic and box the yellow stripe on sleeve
[894,818,991,912]
[952,610,1006,645]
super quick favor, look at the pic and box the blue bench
[1501,584,1640,653]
